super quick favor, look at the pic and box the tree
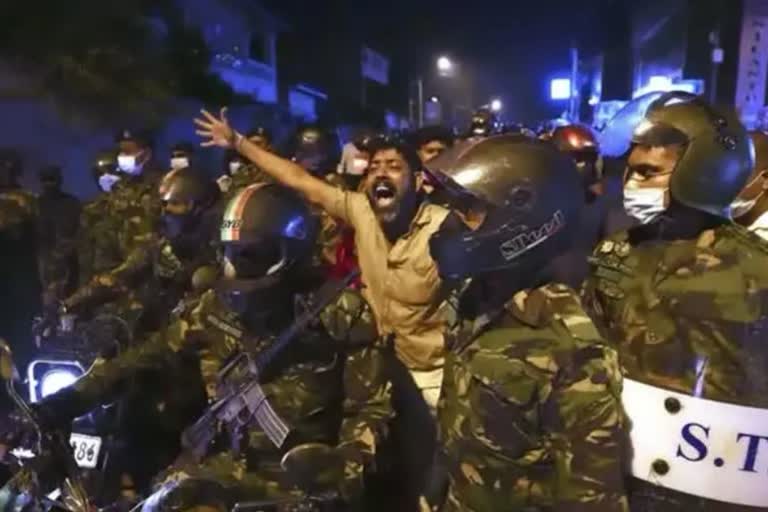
[0,0,238,125]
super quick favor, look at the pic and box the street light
[437,56,453,74]
[430,96,440,103]
[490,98,502,112]
[413,56,457,127]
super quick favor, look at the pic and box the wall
[182,0,279,103]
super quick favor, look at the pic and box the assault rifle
[181,270,360,460]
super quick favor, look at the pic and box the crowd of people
[1,91,768,511]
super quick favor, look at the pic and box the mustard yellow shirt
[327,190,450,370]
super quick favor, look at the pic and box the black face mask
[161,212,193,241]
[215,273,289,332]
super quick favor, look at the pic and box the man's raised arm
[194,108,340,211]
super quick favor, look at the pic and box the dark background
[262,0,624,123]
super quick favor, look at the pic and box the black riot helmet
[467,108,500,138]
[632,94,753,217]
[158,168,219,245]
[427,136,583,281]
[551,124,602,197]
[598,91,670,158]
[218,184,319,317]
[290,126,335,176]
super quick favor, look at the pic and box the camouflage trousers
[141,452,302,512]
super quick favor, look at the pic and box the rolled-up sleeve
[323,189,369,229]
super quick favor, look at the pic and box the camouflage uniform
[73,174,161,313]
[45,285,392,509]
[582,224,768,511]
[436,282,628,512]
[64,230,219,334]
[109,176,161,252]
[77,193,125,286]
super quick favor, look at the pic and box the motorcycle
[25,314,134,508]
[0,338,91,512]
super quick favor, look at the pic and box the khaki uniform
[326,190,450,373]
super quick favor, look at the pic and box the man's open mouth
[373,181,397,208]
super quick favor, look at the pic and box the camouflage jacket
[437,282,628,512]
[73,176,160,300]
[582,223,768,407]
[77,194,125,285]
[45,284,392,499]
[110,175,161,251]
[64,232,219,331]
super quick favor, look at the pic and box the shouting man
[195,108,453,508]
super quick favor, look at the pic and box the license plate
[69,433,102,469]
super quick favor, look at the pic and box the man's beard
[367,177,409,225]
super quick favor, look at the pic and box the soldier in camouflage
[217,127,275,197]
[582,94,768,510]
[38,184,392,510]
[76,150,125,286]
[61,168,221,335]
[424,136,628,511]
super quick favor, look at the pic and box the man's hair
[367,137,423,174]
[411,125,454,150]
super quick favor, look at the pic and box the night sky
[262,0,620,122]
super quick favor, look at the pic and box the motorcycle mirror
[0,339,18,381]
[280,442,341,493]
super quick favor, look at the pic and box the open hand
[194,108,236,148]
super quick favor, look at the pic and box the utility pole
[709,27,723,104]
[417,77,424,128]
[569,45,580,122]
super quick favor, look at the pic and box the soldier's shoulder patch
[592,230,630,256]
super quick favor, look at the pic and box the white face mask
[623,187,667,224]
[117,154,144,175]
[730,197,758,219]
[98,173,121,192]
[217,174,232,193]
[229,161,243,175]
[747,210,768,241]
[170,157,189,171]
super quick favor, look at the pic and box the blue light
[283,216,307,240]
[648,75,673,89]
[550,79,571,100]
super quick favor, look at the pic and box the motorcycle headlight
[40,369,80,399]
[27,360,84,403]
